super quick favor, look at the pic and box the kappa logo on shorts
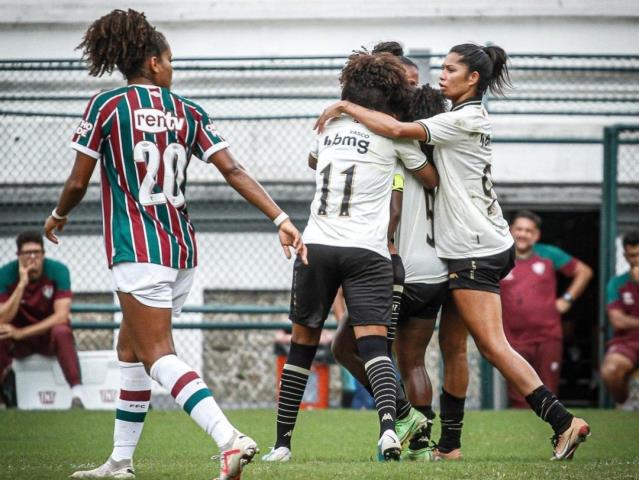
[449,272,459,280]
[134,108,184,133]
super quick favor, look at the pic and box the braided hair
[77,9,168,78]
[339,50,413,119]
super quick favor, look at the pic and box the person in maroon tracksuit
[500,211,593,408]
[0,231,82,407]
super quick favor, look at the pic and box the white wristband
[51,208,67,220]
[273,212,289,228]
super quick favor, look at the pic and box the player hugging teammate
[263,49,440,462]
[314,42,591,462]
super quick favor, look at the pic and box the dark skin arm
[209,148,307,263]
[387,190,402,256]
[409,163,439,189]
[44,152,97,244]
[308,154,318,170]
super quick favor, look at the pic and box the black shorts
[399,281,449,322]
[445,245,515,294]
[289,244,393,328]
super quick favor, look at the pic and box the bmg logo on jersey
[75,120,93,138]
[134,108,185,133]
[323,132,370,154]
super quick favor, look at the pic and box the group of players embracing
[45,8,591,480]
[263,41,591,464]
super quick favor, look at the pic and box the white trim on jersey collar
[451,97,483,112]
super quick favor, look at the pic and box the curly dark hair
[372,41,417,69]
[339,50,412,118]
[76,9,169,78]
[408,84,447,121]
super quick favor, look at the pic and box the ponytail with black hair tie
[449,43,512,97]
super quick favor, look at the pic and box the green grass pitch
[1,408,638,479]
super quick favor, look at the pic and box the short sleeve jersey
[417,98,513,259]
[500,244,578,344]
[305,115,428,259]
[606,272,639,342]
[0,258,72,327]
[392,164,448,284]
[71,85,229,269]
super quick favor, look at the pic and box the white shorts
[111,262,195,316]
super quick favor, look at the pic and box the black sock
[414,404,436,421]
[525,385,573,435]
[410,405,435,448]
[364,374,410,420]
[357,335,397,436]
[275,342,318,449]
[395,380,412,420]
[387,254,405,353]
[438,389,465,453]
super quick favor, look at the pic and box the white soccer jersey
[393,165,448,284]
[305,115,428,259]
[417,98,514,259]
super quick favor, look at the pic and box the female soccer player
[328,41,432,449]
[43,9,306,480]
[263,50,438,463]
[330,44,469,461]
[316,43,590,460]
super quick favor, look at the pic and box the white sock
[111,362,152,461]
[71,384,83,398]
[150,354,235,449]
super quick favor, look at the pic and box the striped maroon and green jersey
[71,85,228,269]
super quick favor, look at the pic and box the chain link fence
[2,54,638,408]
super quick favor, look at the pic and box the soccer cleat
[405,421,435,461]
[261,446,292,462]
[394,408,428,447]
[217,432,259,480]
[69,457,135,479]
[71,396,85,409]
[376,429,401,462]
[551,417,590,461]
[404,446,432,461]
[431,447,463,461]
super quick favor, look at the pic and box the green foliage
[1,409,637,479]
